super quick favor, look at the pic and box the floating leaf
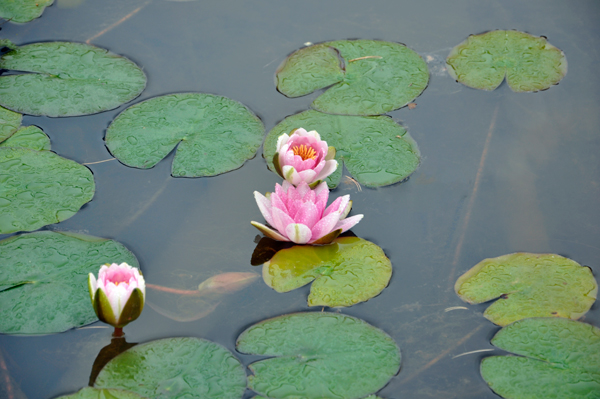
[0,41,146,116]
[236,312,401,399]
[0,105,21,142]
[481,318,600,399]
[0,147,95,234]
[455,253,598,326]
[0,125,50,150]
[0,231,139,334]
[0,0,54,23]
[446,30,567,92]
[105,93,264,177]
[264,110,419,188]
[277,40,429,115]
[263,237,392,307]
[95,337,246,399]
[55,387,146,399]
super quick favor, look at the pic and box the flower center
[292,144,317,161]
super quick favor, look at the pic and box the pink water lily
[251,181,363,244]
[273,128,338,187]
[88,262,145,328]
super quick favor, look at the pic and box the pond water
[1,0,599,398]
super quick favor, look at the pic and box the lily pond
[0,0,599,398]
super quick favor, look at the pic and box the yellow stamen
[292,144,317,161]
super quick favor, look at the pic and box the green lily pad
[0,0,54,23]
[0,41,146,116]
[481,318,600,399]
[263,237,392,307]
[0,231,139,334]
[0,125,50,150]
[446,30,567,92]
[277,40,429,115]
[264,110,420,188]
[55,387,146,399]
[95,337,246,399]
[455,253,598,326]
[0,147,95,234]
[0,105,21,142]
[236,312,401,399]
[105,93,264,177]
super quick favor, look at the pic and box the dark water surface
[1,0,599,398]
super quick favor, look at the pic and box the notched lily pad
[0,105,22,142]
[446,30,567,92]
[94,337,246,399]
[236,312,401,399]
[0,147,95,234]
[55,387,146,399]
[263,237,392,307]
[0,0,54,23]
[0,125,50,151]
[455,253,598,326]
[277,40,429,115]
[0,231,139,334]
[0,41,146,116]
[105,93,264,177]
[264,110,420,188]
[481,318,600,399]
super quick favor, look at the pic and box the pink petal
[282,165,303,186]
[298,157,317,170]
[314,159,338,181]
[310,211,342,242]
[297,169,317,184]
[272,207,295,236]
[293,200,320,229]
[296,182,311,199]
[271,191,289,215]
[251,221,289,241]
[254,191,274,226]
[334,214,364,233]
[323,195,349,218]
[285,223,312,244]
[276,133,290,152]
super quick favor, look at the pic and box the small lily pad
[0,105,21,142]
[277,40,429,115]
[95,337,246,399]
[446,30,567,92]
[0,0,54,23]
[263,237,392,307]
[0,231,139,334]
[0,125,50,150]
[0,41,146,116]
[481,318,600,399]
[55,387,146,399]
[236,312,401,399]
[455,253,598,326]
[0,147,95,234]
[105,93,264,177]
[264,110,420,188]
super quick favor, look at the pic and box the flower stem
[113,327,124,338]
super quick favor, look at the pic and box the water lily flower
[273,128,338,187]
[88,263,145,329]
[251,181,363,244]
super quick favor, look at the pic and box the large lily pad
[277,40,429,115]
[0,0,54,23]
[264,110,420,188]
[236,312,401,399]
[0,105,21,142]
[0,231,139,334]
[95,337,247,399]
[0,125,50,150]
[455,253,598,326]
[481,318,600,399]
[0,147,95,234]
[0,41,146,116]
[263,237,392,307]
[446,30,567,92]
[55,387,146,399]
[105,93,264,177]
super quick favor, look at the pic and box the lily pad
[0,41,146,116]
[455,253,598,326]
[0,125,50,150]
[0,0,54,23]
[95,337,247,399]
[0,105,21,142]
[0,147,95,234]
[55,387,146,399]
[236,312,401,399]
[446,30,567,92]
[105,93,264,177]
[481,318,600,399]
[0,231,139,334]
[263,237,392,307]
[264,110,420,188]
[277,40,429,115]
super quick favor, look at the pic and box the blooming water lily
[273,128,338,186]
[252,181,363,244]
[88,262,145,329]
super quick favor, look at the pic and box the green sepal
[116,288,144,328]
[88,274,95,303]
[308,180,322,189]
[272,152,283,177]
[325,146,336,161]
[311,228,342,245]
[93,288,118,327]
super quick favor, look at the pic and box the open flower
[251,181,363,244]
[88,263,145,328]
[273,128,338,187]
